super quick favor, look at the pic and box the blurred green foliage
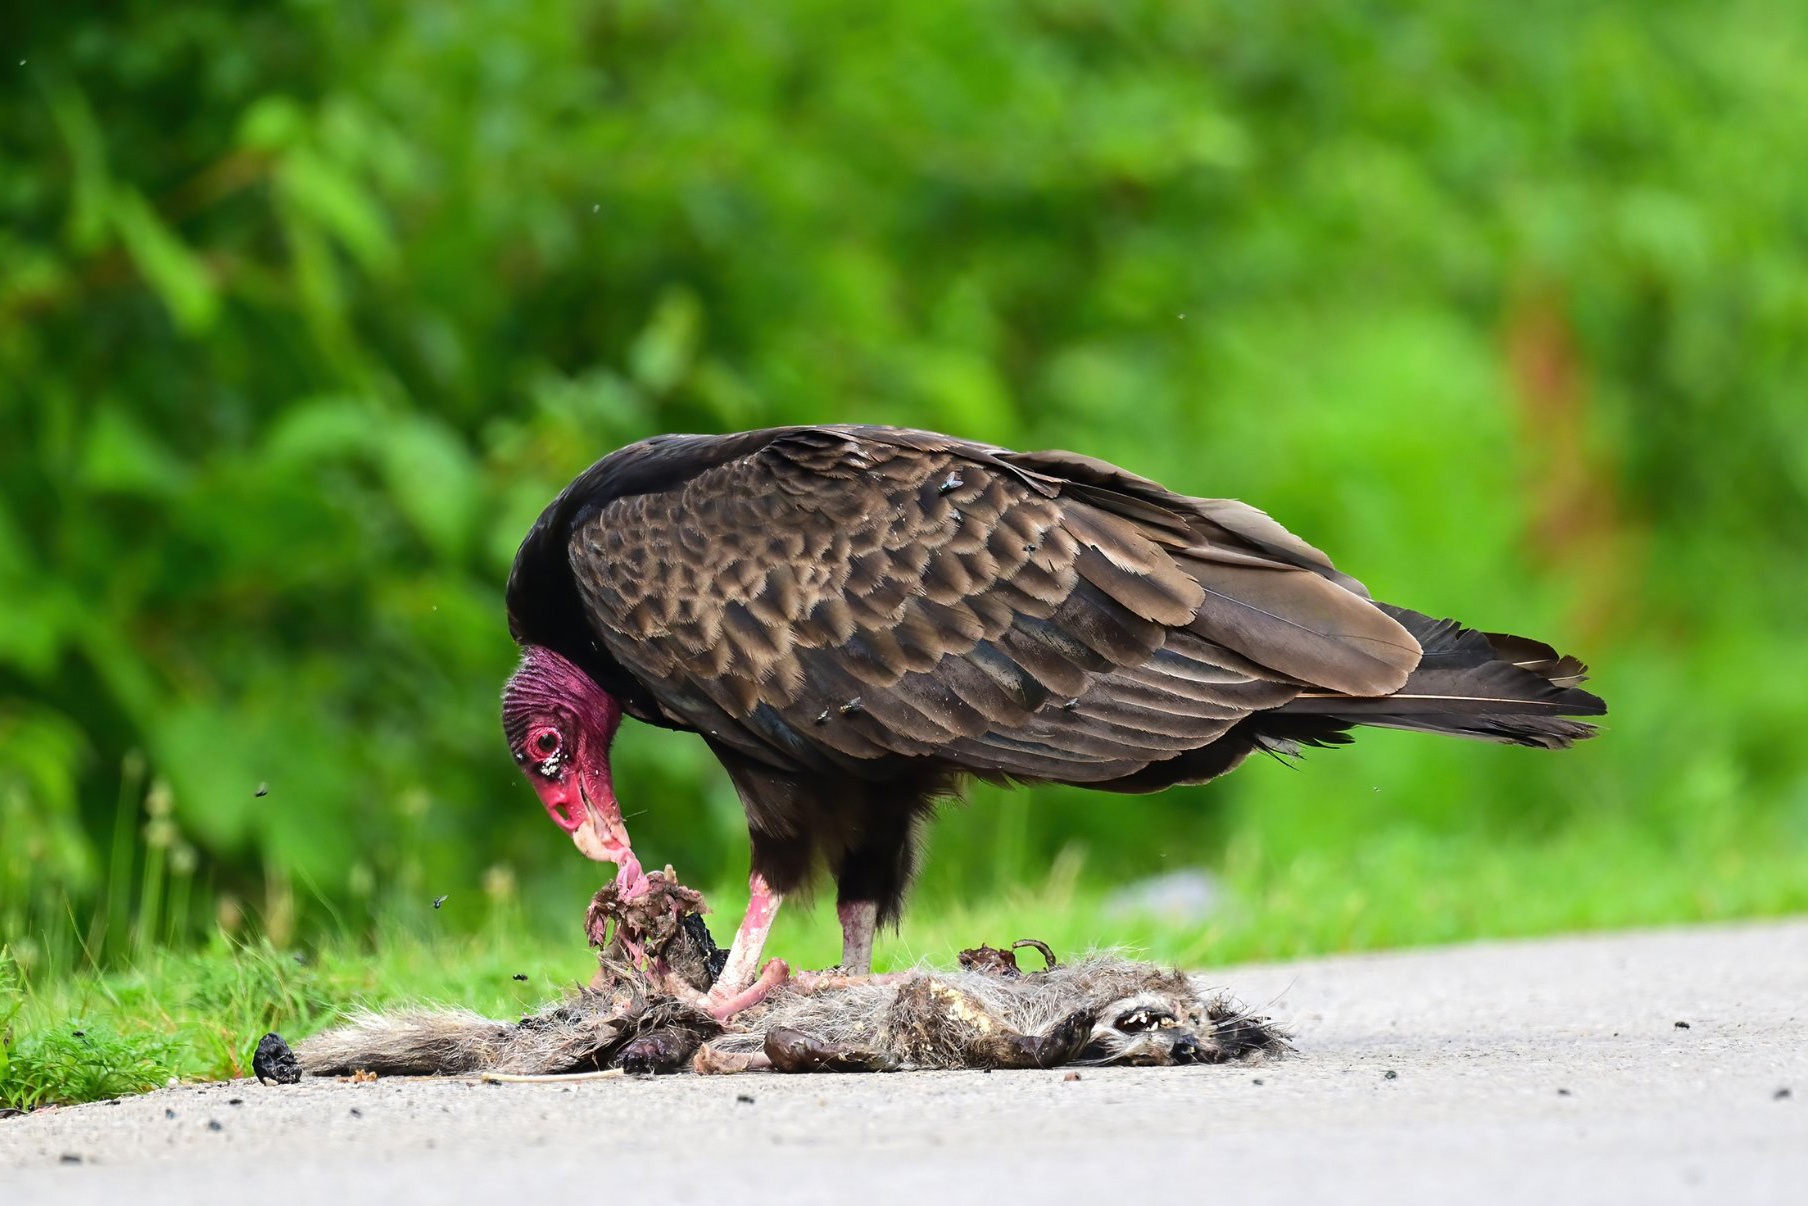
[4,0,1807,964]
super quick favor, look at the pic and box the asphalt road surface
[5,919,1804,1206]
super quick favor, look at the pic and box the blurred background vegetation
[5,0,1808,981]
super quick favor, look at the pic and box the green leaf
[152,704,259,852]
[277,146,397,274]
[77,404,190,496]
[237,94,308,151]
[0,511,77,677]
[0,705,94,905]
[380,415,482,559]
[45,82,112,252]
[628,287,703,394]
[261,395,383,466]
[109,191,219,334]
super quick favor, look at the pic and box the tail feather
[1477,629,1590,687]
[1274,605,1605,749]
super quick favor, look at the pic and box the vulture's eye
[531,728,561,758]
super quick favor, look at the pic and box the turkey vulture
[503,426,1605,1015]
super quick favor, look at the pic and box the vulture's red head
[502,647,646,893]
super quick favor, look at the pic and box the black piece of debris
[253,1032,302,1085]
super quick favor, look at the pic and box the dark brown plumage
[503,425,1604,1006]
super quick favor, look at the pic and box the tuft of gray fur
[300,1008,521,1076]
[300,990,718,1077]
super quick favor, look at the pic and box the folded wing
[565,426,1426,784]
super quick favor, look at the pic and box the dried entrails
[585,866,724,995]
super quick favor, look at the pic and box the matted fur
[301,1007,535,1076]
[711,956,1286,1069]
[297,954,1288,1077]
[300,991,716,1077]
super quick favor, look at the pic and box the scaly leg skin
[837,899,878,974]
[702,872,788,1019]
[784,899,888,994]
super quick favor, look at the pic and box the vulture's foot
[703,957,789,1020]
[786,968,910,994]
[699,872,785,1017]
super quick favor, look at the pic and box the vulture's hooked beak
[541,764,647,896]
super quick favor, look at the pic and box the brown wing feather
[566,427,1421,783]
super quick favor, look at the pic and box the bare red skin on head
[502,646,646,894]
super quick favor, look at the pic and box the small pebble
[59,1153,83,1165]
[228,1098,243,1106]
[1674,1020,1691,1030]
[1558,1088,1572,1096]
[1383,1070,1398,1080]
[1252,1078,1264,1086]
[1776,1088,1793,1101]
[349,1107,362,1118]
[207,1120,223,1132]
[1063,1071,1082,1082]
[736,1094,755,1105]
[164,1108,176,1119]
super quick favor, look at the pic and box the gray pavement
[3,919,1805,1205]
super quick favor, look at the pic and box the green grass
[9,816,1807,1111]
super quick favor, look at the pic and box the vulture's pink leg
[837,900,877,974]
[704,872,786,1018]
